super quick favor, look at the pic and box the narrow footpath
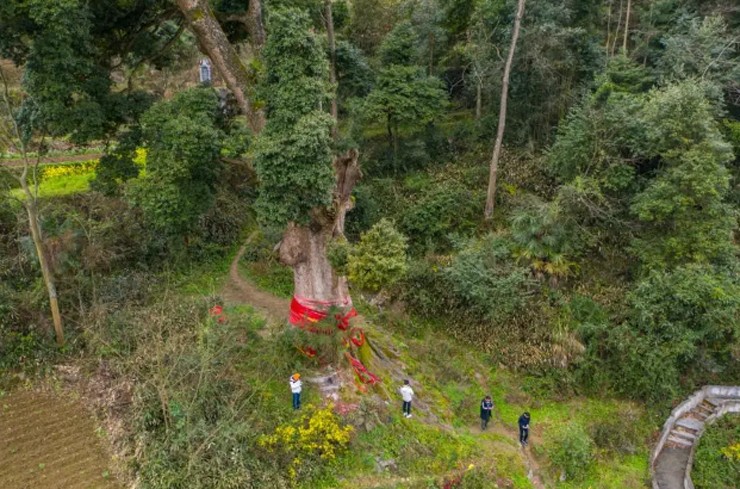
[221,239,547,488]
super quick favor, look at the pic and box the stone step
[693,408,712,419]
[666,434,693,448]
[669,429,696,442]
[704,397,721,407]
[675,417,703,432]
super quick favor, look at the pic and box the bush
[589,410,642,455]
[692,416,740,489]
[85,297,298,489]
[543,423,595,481]
[400,180,482,253]
[347,218,408,293]
[443,234,534,323]
[258,404,353,481]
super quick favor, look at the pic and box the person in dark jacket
[480,395,494,430]
[518,412,531,447]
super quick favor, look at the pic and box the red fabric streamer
[349,327,365,347]
[344,352,381,385]
[289,296,357,332]
[335,308,358,331]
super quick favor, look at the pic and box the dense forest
[0,0,738,488]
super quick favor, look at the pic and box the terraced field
[0,389,120,489]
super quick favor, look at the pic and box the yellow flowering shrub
[41,159,99,179]
[258,404,353,480]
[720,442,740,461]
[133,148,147,168]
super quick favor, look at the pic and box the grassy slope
[175,254,652,489]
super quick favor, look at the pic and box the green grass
[692,415,740,489]
[8,171,94,199]
[239,259,294,299]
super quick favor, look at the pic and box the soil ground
[0,153,103,167]
[0,389,120,489]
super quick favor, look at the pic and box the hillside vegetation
[1,0,738,488]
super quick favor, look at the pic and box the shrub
[543,423,595,481]
[692,416,740,489]
[443,234,534,323]
[347,218,408,293]
[589,411,642,455]
[258,404,353,481]
[400,180,482,253]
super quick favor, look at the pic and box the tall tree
[484,0,526,220]
[175,0,265,132]
[255,8,361,305]
[0,67,63,346]
[363,21,447,163]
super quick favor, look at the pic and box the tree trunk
[325,0,339,138]
[622,0,631,54]
[484,0,525,220]
[475,77,482,120]
[175,0,265,133]
[279,150,361,304]
[246,0,266,50]
[611,0,623,57]
[1,66,64,346]
[23,198,64,346]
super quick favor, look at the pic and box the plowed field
[0,390,120,489]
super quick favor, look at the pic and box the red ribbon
[345,352,381,385]
[289,296,357,332]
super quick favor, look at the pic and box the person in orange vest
[290,373,302,410]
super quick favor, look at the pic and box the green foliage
[628,265,739,376]
[509,197,580,282]
[326,236,351,276]
[363,65,446,142]
[91,128,143,196]
[0,0,162,142]
[589,410,643,455]
[443,233,533,323]
[400,179,482,253]
[254,8,334,227]
[378,21,417,66]
[692,416,740,489]
[258,404,353,481]
[126,88,223,238]
[347,218,408,292]
[543,423,595,481]
[658,15,740,88]
[362,20,447,158]
[632,81,735,270]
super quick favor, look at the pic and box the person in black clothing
[480,395,494,430]
[518,412,531,447]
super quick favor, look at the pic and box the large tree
[255,8,360,304]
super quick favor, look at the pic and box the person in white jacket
[290,373,302,410]
[399,379,414,418]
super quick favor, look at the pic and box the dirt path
[0,389,120,489]
[0,152,103,168]
[223,240,549,488]
[221,237,289,325]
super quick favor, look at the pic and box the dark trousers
[519,427,529,445]
[481,415,490,430]
[292,392,301,410]
[402,400,411,415]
